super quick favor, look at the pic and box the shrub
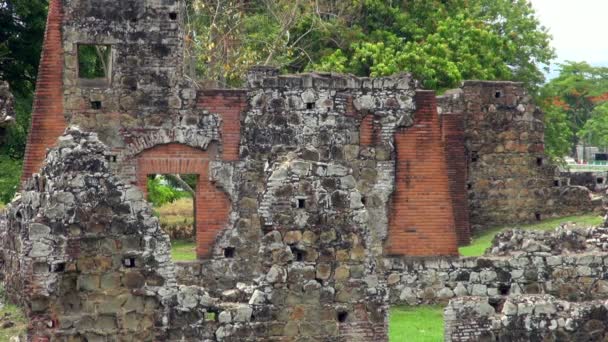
[0,156,22,204]
[146,176,189,207]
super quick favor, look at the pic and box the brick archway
[135,143,230,258]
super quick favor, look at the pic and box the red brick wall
[441,113,471,246]
[22,0,67,181]
[135,143,230,259]
[387,91,459,256]
[197,90,247,161]
[359,115,374,146]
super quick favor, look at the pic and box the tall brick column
[22,0,67,181]
[387,91,459,256]
[441,113,471,246]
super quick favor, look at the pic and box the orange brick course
[387,91,459,256]
[196,90,247,161]
[441,113,471,246]
[135,143,230,259]
[22,0,67,181]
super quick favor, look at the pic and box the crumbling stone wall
[445,295,608,341]
[438,81,595,231]
[0,81,15,144]
[385,222,608,306]
[1,128,266,341]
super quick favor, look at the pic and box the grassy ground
[389,306,444,342]
[458,214,604,257]
[171,239,197,261]
[156,198,195,240]
[0,303,27,341]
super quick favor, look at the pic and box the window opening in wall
[535,212,542,221]
[495,91,503,99]
[297,198,306,209]
[337,311,349,323]
[553,179,561,187]
[78,44,112,86]
[306,102,315,110]
[597,178,605,184]
[147,174,198,261]
[169,12,178,20]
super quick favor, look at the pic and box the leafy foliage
[540,62,608,158]
[146,176,191,208]
[77,45,110,79]
[579,102,608,148]
[0,0,48,95]
[186,0,553,91]
[0,155,22,204]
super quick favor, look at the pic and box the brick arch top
[135,143,230,258]
[124,128,222,160]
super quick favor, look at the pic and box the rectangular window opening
[78,44,112,86]
[147,174,198,261]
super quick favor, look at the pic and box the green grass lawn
[389,306,444,342]
[458,214,604,257]
[171,239,197,261]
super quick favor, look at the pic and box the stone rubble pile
[487,223,608,256]
[446,295,608,341]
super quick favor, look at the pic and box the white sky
[530,0,608,77]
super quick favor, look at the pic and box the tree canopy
[187,0,554,90]
[540,61,608,159]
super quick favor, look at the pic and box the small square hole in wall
[91,101,102,110]
[361,196,367,206]
[498,284,510,296]
[471,151,479,163]
[169,12,178,20]
[535,212,542,221]
[337,311,349,323]
[49,262,66,273]
[553,179,561,187]
[224,247,235,258]
[467,183,472,190]
[291,247,306,262]
[306,102,315,110]
[78,44,111,80]
[598,178,605,184]
[122,257,136,268]
[495,91,503,99]
[297,198,306,209]
[536,157,544,167]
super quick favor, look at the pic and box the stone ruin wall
[0,80,15,144]
[438,81,596,232]
[2,0,602,340]
[445,295,608,341]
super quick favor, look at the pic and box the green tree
[578,102,608,149]
[187,0,553,90]
[0,0,48,95]
[540,61,608,158]
[312,0,554,90]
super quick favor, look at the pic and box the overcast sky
[530,0,608,78]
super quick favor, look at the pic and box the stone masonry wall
[0,80,15,144]
[385,223,608,306]
[438,81,594,231]
[1,129,270,341]
[445,295,608,341]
